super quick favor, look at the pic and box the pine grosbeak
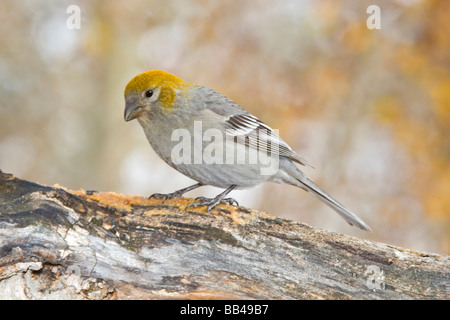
[124,70,370,231]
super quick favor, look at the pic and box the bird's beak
[124,102,143,122]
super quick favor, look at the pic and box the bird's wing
[223,113,312,167]
[197,86,312,166]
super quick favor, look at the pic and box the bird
[124,70,371,231]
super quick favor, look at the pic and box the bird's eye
[145,90,153,98]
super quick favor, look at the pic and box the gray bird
[124,70,371,231]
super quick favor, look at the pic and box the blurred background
[0,0,449,254]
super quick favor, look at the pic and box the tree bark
[0,170,448,300]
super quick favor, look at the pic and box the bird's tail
[292,172,371,231]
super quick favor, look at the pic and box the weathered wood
[0,170,448,299]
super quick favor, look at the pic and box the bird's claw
[222,198,239,206]
[186,196,239,213]
[149,191,181,200]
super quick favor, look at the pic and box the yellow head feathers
[124,70,191,108]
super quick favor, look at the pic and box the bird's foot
[186,196,239,213]
[221,197,239,206]
[149,183,204,201]
[149,191,183,200]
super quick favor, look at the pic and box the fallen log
[0,170,448,299]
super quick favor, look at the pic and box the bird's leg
[149,183,203,200]
[186,185,238,213]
